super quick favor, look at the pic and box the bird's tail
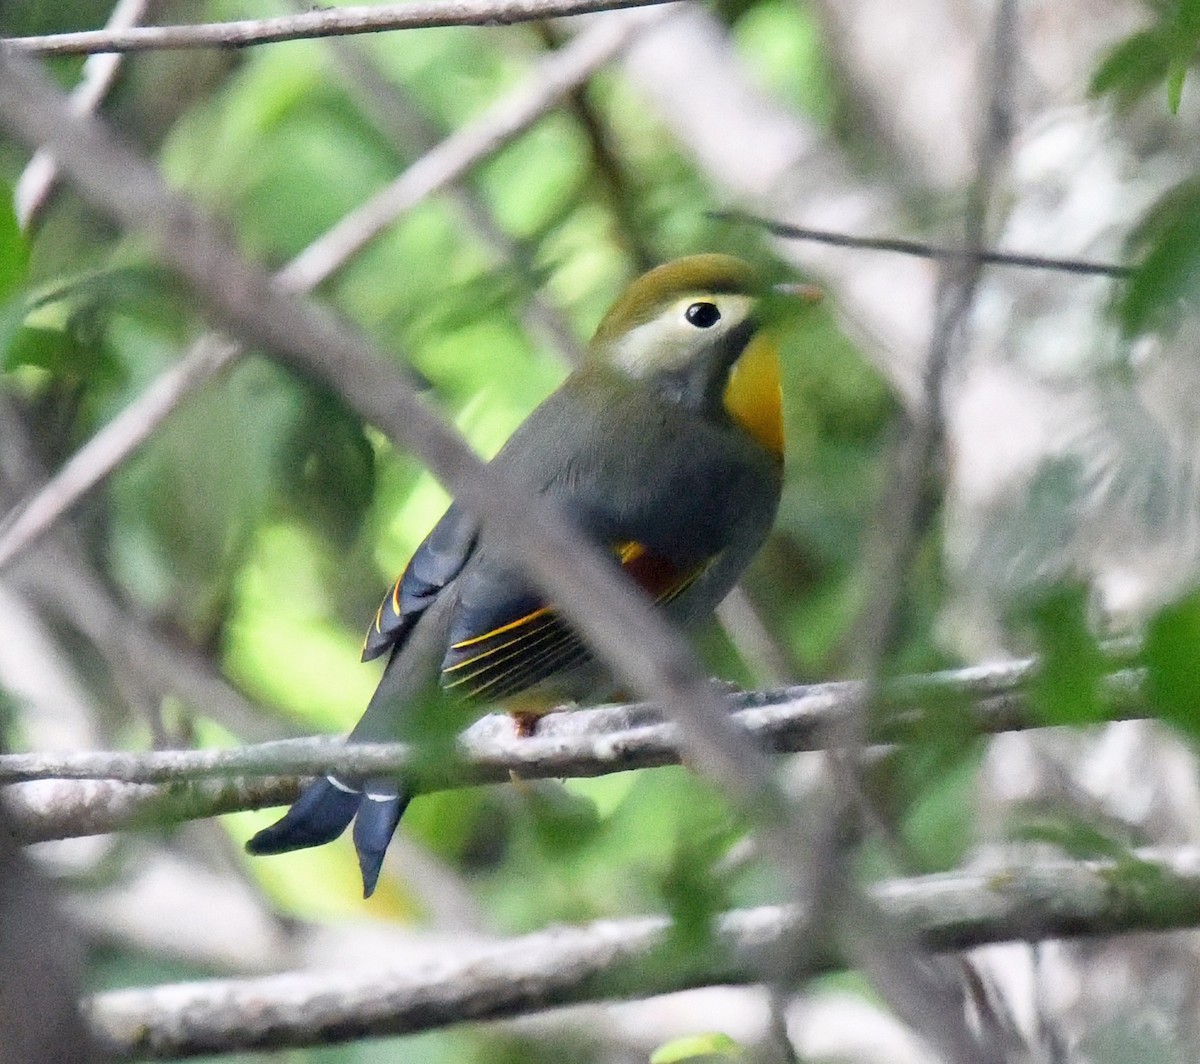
[246,593,453,898]
[246,774,411,898]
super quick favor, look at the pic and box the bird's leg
[502,693,566,738]
[510,711,543,739]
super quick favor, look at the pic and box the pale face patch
[607,293,756,379]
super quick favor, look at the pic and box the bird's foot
[510,710,543,738]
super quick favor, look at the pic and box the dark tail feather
[245,775,412,899]
[246,776,362,855]
[352,778,411,899]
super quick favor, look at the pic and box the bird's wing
[438,540,710,702]
[361,501,478,663]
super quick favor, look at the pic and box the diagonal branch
[4,0,679,56]
[0,13,659,572]
[14,0,154,230]
[0,27,821,974]
[84,847,1200,1059]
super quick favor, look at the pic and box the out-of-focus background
[4,1,1200,1061]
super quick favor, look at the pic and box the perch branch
[3,661,1146,841]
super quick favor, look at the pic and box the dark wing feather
[437,542,711,702]
[361,502,477,662]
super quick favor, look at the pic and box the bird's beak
[773,281,823,304]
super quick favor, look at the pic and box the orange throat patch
[723,332,784,461]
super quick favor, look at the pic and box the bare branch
[0,798,101,1062]
[14,0,154,230]
[0,334,239,572]
[0,13,653,572]
[3,661,1146,841]
[718,213,1133,278]
[4,0,680,57]
[85,847,1200,1059]
[8,776,300,845]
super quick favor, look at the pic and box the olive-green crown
[589,254,759,353]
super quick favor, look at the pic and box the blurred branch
[5,0,680,56]
[0,334,237,572]
[0,14,655,573]
[309,9,586,363]
[86,846,1200,1059]
[719,213,1133,278]
[0,26,828,985]
[4,660,1146,839]
[14,0,154,231]
[829,3,1020,1050]
[0,798,101,1063]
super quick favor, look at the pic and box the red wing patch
[438,542,710,702]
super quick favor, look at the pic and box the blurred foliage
[1092,4,1200,339]
[650,1032,745,1063]
[2,0,1181,1061]
[1092,0,1200,113]
[1021,585,1107,728]
[1144,588,1200,740]
[1117,175,1200,337]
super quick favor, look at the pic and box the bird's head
[588,254,793,460]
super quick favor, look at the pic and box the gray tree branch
[84,847,1200,1059]
[14,0,153,230]
[3,660,1145,842]
[4,0,677,56]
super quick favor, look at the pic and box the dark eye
[685,302,721,328]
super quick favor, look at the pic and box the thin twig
[717,213,1133,278]
[14,0,154,231]
[276,12,663,292]
[4,0,679,56]
[0,13,656,572]
[83,847,1200,1059]
[307,3,585,364]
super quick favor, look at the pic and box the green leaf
[650,1033,745,1064]
[659,820,739,956]
[0,194,28,304]
[1009,807,1133,861]
[1167,56,1189,112]
[1024,585,1106,727]
[1091,29,1175,106]
[1144,589,1200,740]
[522,781,603,856]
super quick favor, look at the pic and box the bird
[246,254,794,897]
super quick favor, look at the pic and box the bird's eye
[685,302,721,328]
